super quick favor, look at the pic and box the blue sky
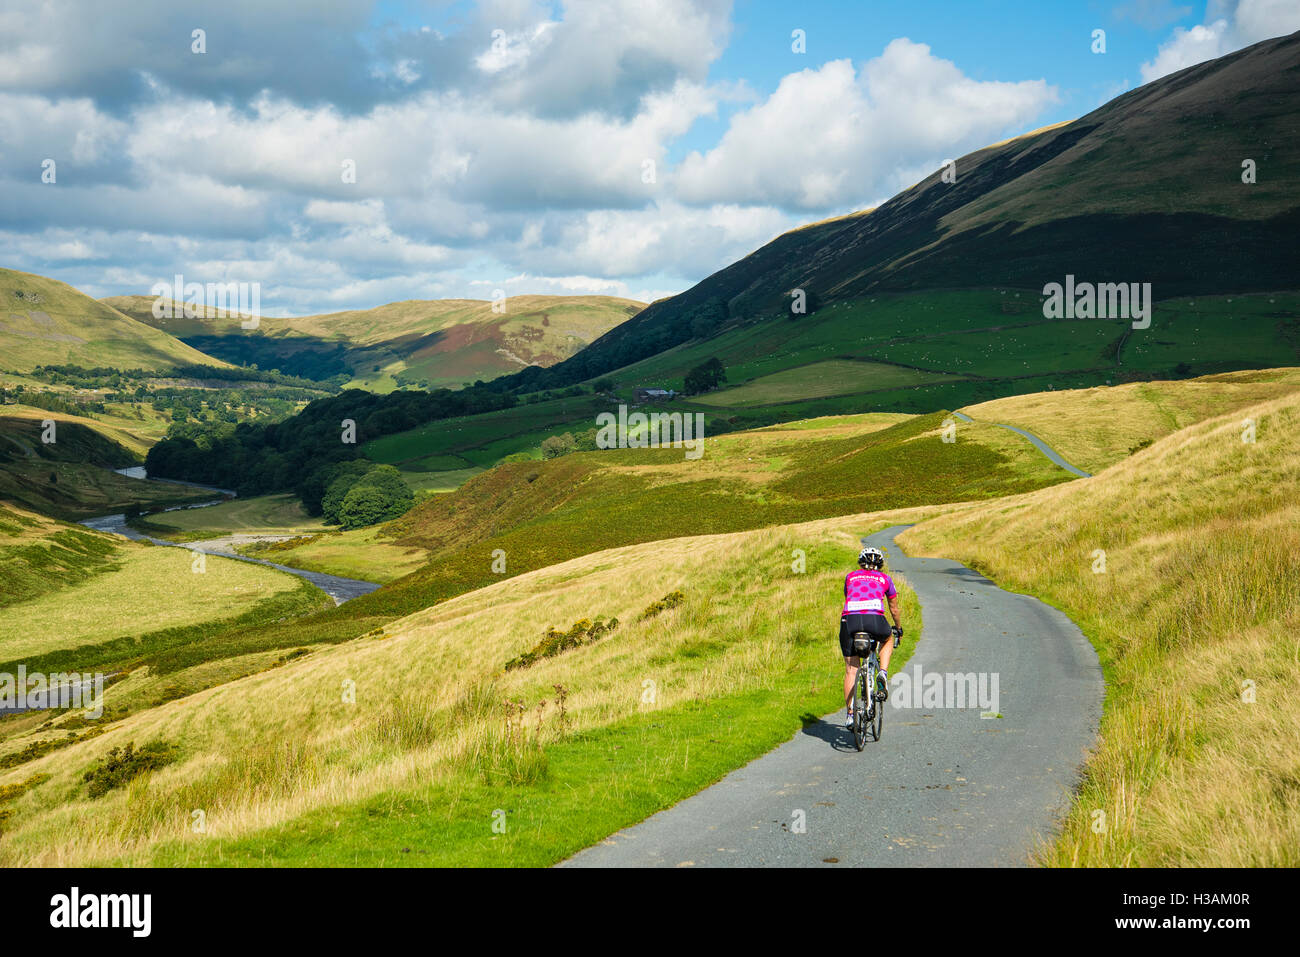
[0,0,1294,316]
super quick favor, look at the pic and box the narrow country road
[562,524,1103,868]
[951,411,1092,478]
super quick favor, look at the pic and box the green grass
[130,493,326,542]
[0,504,123,607]
[0,547,306,661]
[362,393,610,468]
[150,685,849,866]
[0,268,219,372]
[695,359,954,406]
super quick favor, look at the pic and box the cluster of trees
[300,461,415,529]
[27,363,336,393]
[146,384,518,501]
[539,428,603,459]
[0,387,102,416]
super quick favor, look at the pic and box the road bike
[850,626,902,750]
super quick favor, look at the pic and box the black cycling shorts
[839,613,892,658]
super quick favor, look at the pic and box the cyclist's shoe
[844,710,855,728]
[875,670,889,702]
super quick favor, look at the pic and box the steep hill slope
[0,269,223,373]
[510,31,1300,393]
[106,294,645,389]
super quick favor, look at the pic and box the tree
[684,357,726,395]
[541,432,577,459]
[321,460,374,524]
[338,484,389,529]
[337,465,415,529]
[592,377,616,393]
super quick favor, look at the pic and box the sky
[0,0,1296,316]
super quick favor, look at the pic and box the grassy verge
[900,387,1300,866]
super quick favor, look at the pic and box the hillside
[901,387,1300,865]
[0,269,223,373]
[505,31,1300,397]
[0,409,215,519]
[266,408,1071,611]
[958,367,1300,473]
[106,294,645,390]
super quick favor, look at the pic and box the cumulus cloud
[674,40,1058,210]
[1139,0,1300,82]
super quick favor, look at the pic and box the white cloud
[674,40,1058,210]
[1140,0,1300,82]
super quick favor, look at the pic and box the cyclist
[841,545,903,727]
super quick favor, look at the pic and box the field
[0,504,333,754]
[238,525,429,585]
[3,366,1299,867]
[695,359,952,406]
[133,494,326,542]
[900,386,1300,865]
[362,393,613,469]
[0,547,305,662]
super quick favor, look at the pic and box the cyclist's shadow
[799,712,859,753]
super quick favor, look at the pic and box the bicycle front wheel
[852,672,867,751]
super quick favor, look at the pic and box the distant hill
[105,294,646,390]
[507,31,1300,395]
[0,268,223,373]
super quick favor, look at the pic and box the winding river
[80,470,381,605]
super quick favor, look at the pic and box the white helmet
[858,546,884,569]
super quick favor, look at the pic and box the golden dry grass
[960,368,1300,473]
[902,387,1300,866]
[0,547,304,661]
[0,504,946,866]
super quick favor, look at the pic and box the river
[81,470,382,605]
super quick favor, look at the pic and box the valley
[1,27,1297,873]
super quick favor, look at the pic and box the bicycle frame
[850,632,884,748]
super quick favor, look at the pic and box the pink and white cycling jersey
[842,569,896,617]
